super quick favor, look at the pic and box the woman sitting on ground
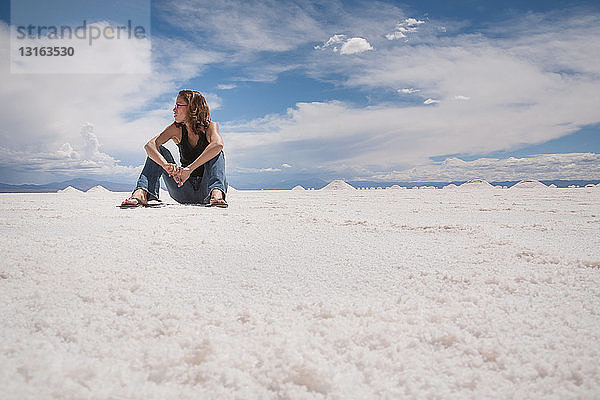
[121,89,228,208]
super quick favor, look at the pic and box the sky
[0,0,599,189]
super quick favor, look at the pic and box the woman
[121,90,228,208]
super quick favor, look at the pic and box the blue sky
[0,0,599,188]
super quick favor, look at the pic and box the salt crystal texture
[291,185,305,191]
[1,189,599,399]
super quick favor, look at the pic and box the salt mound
[458,179,494,189]
[57,186,83,193]
[585,184,596,188]
[87,185,111,193]
[443,184,458,189]
[388,185,406,190]
[549,184,557,188]
[320,179,355,191]
[511,179,547,189]
[228,186,238,192]
[291,185,305,191]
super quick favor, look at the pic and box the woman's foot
[207,188,228,208]
[120,189,148,208]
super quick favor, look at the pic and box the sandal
[119,197,145,208]
[206,197,228,208]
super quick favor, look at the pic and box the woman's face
[173,96,188,123]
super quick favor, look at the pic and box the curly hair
[177,90,211,135]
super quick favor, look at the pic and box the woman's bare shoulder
[206,121,223,146]
[207,121,220,134]
[164,122,182,143]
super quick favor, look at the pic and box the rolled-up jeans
[135,146,227,204]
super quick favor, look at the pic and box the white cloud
[0,21,223,183]
[204,93,223,111]
[217,84,237,90]
[222,79,599,180]
[371,153,600,181]
[10,20,151,74]
[158,0,326,53]
[2,6,600,185]
[316,34,373,55]
[399,88,420,94]
[157,0,413,81]
[315,34,347,50]
[231,63,302,83]
[231,167,282,173]
[404,18,426,27]
[340,37,373,55]
[385,31,406,40]
[78,123,114,163]
[0,123,142,180]
[289,12,600,179]
[423,98,439,104]
[281,163,292,168]
[385,17,426,40]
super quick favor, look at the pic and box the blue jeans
[135,146,228,204]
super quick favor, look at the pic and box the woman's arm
[187,122,224,171]
[144,123,180,174]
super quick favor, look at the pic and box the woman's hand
[164,163,179,176]
[174,167,192,187]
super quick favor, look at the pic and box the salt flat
[1,187,599,399]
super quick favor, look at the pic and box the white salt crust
[1,188,599,399]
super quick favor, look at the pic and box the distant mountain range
[232,178,599,190]
[0,178,132,193]
[0,178,597,193]
[348,179,600,189]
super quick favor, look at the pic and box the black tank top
[177,124,209,178]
